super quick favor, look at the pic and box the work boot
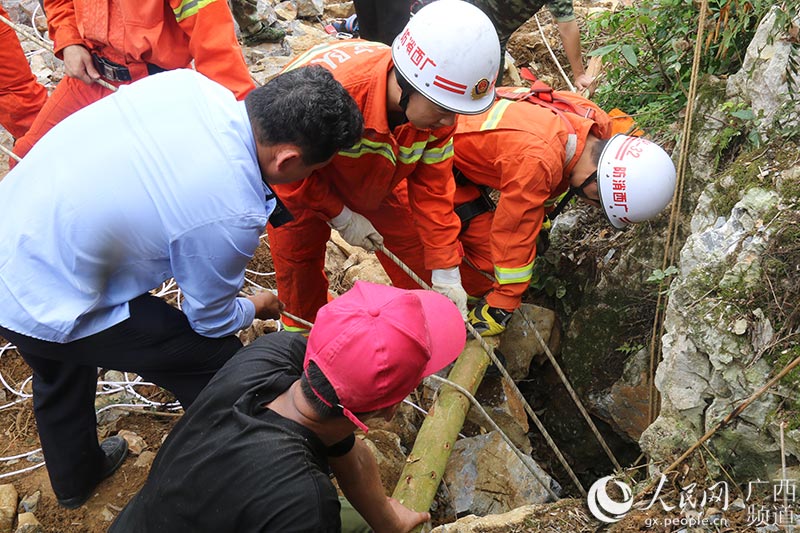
[241,21,286,45]
[57,436,129,509]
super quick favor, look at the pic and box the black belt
[453,166,496,224]
[264,188,295,228]
[91,54,167,83]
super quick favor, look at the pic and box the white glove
[431,267,468,319]
[328,206,384,251]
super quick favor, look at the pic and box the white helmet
[597,134,677,229]
[391,0,500,115]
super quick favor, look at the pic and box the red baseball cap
[304,281,466,432]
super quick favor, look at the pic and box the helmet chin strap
[545,170,599,223]
[394,69,415,118]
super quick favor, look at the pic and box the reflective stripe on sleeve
[173,0,216,22]
[338,138,396,165]
[419,138,453,164]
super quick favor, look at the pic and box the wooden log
[391,338,496,520]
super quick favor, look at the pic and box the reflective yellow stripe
[338,138,396,165]
[480,99,513,131]
[544,192,564,207]
[173,0,215,22]
[420,138,453,164]
[544,190,569,207]
[282,324,310,335]
[481,89,530,131]
[397,140,427,165]
[494,262,534,284]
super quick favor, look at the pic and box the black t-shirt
[110,332,352,533]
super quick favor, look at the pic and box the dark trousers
[0,294,242,499]
[352,0,411,45]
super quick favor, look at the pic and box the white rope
[30,2,52,45]
[0,462,45,480]
[376,243,587,495]
[0,142,22,163]
[1,449,42,463]
[534,14,575,92]
[0,13,50,52]
[427,374,560,501]
[278,241,585,494]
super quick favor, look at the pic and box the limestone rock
[284,21,334,54]
[467,376,531,454]
[360,430,405,493]
[499,303,557,380]
[589,347,651,441]
[118,430,148,455]
[134,451,157,469]
[366,401,421,452]
[323,2,354,19]
[442,432,556,518]
[0,484,18,533]
[727,7,800,132]
[238,318,279,345]
[273,1,297,21]
[641,186,785,479]
[14,512,42,533]
[294,0,323,18]
[431,504,546,532]
[16,491,39,514]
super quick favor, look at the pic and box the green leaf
[730,109,755,120]
[621,44,639,66]
[664,265,679,276]
[588,43,620,57]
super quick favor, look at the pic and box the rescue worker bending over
[268,0,501,329]
[454,87,677,335]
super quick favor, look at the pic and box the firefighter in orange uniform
[11,0,254,166]
[454,85,678,335]
[268,0,501,330]
[0,4,48,141]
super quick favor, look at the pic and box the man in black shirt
[110,280,466,532]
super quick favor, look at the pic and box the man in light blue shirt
[0,66,363,509]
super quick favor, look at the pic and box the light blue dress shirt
[0,69,276,342]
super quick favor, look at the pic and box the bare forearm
[330,438,429,533]
[556,19,585,77]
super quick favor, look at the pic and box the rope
[646,0,709,425]
[515,311,622,470]
[534,14,576,92]
[0,9,117,169]
[0,13,50,51]
[376,244,587,496]
[459,250,622,470]
[640,352,800,497]
[0,143,21,163]
[279,295,559,499]
[0,13,117,92]
[427,374,561,501]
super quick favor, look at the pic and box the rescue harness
[455,68,599,225]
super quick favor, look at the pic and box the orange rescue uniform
[12,0,253,165]
[453,89,612,311]
[0,5,47,139]
[268,40,462,327]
